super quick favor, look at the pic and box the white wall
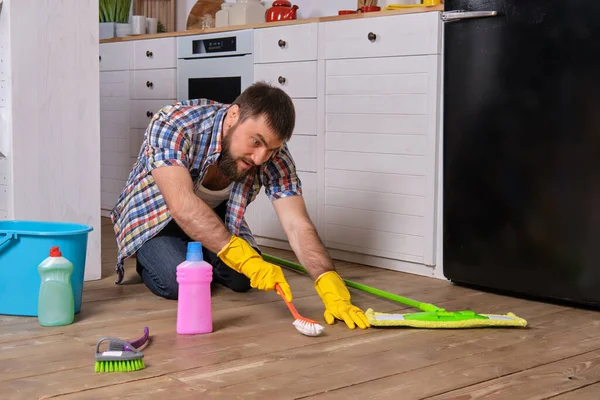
[8,0,102,281]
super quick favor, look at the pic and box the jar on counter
[229,0,266,26]
[216,3,232,28]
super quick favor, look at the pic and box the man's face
[219,106,284,182]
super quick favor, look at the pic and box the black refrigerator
[443,0,600,307]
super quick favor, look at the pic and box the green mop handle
[262,254,443,313]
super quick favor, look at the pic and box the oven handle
[177,53,252,61]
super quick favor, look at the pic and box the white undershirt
[195,180,233,209]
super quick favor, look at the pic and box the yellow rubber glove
[314,271,370,329]
[217,236,293,302]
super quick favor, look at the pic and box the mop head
[365,308,527,329]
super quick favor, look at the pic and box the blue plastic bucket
[0,220,93,316]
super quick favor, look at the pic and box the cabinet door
[99,42,131,71]
[323,55,441,265]
[255,171,318,242]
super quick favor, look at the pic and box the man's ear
[227,104,240,126]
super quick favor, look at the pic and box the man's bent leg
[203,248,252,293]
[208,200,252,292]
[135,221,188,299]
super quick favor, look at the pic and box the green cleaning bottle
[37,246,75,326]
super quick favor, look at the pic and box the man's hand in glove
[314,271,370,329]
[217,235,292,302]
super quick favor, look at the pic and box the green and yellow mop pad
[262,254,527,329]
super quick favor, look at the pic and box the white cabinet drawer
[101,123,129,140]
[254,24,318,63]
[101,164,132,181]
[102,150,132,168]
[133,38,176,70]
[323,12,441,59]
[130,128,145,158]
[101,137,129,155]
[99,42,132,71]
[101,191,120,211]
[0,185,7,211]
[288,135,316,173]
[292,99,317,136]
[130,99,175,129]
[254,61,317,98]
[131,69,176,99]
[100,71,130,98]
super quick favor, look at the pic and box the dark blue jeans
[135,201,252,300]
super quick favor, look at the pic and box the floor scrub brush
[263,255,528,329]
[275,283,325,336]
[95,326,150,372]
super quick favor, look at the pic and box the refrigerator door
[443,0,600,306]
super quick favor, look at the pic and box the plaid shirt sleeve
[145,113,191,171]
[262,142,303,201]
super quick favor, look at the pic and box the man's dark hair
[232,81,296,142]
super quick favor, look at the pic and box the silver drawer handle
[146,50,153,57]
[278,39,286,48]
[368,32,376,42]
[278,76,286,85]
[146,81,153,88]
[441,10,498,22]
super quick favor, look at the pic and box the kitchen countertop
[99,5,444,44]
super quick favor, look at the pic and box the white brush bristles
[293,319,325,337]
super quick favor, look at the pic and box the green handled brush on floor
[95,326,149,372]
[262,254,527,329]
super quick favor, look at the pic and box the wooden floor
[2,217,600,399]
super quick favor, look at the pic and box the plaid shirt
[110,99,302,283]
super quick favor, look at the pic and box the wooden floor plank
[55,376,201,400]
[301,310,600,399]
[0,290,530,398]
[425,349,600,400]
[548,382,600,399]
[3,216,599,400]
[172,306,586,399]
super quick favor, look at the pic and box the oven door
[177,54,254,104]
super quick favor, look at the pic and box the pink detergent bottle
[176,242,213,334]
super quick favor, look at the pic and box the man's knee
[227,274,252,293]
[136,255,179,300]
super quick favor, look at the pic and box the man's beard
[218,127,256,182]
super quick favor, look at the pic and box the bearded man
[110,82,369,330]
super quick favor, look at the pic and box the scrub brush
[275,283,324,337]
[94,326,149,372]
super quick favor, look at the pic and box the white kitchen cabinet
[97,11,445,279]
[320,12,443,277]
[99,37,177,216]
[100,42,132,214]
[250,23,321,246]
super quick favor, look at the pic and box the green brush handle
[262,254,443,313]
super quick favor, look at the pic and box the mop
[263,254,527,329]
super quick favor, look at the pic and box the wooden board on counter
[99,5,444,43]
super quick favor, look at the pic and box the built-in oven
[177,29,254,104]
